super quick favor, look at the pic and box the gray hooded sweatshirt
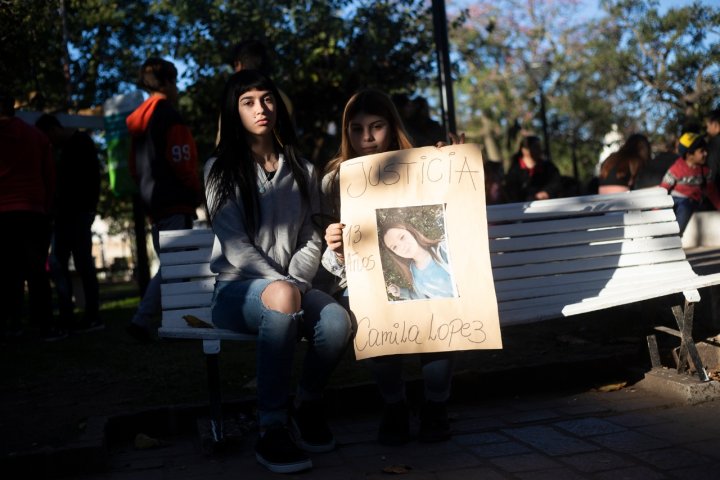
[204,155,321,293]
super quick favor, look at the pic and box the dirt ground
[5,293,698,460]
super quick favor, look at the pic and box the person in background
[125,58,202,342]
[484,160,507,205]
[205,70,351,473]
[660,132,720,235]
[35,114,102,332]
[705,108,720,188]
[0,91,56,340]
[231,39,293,117]
[634,133,678,190]
[504,135,562,202]
[406,96,445,147]
[322,89,463,446]
[597,133,651,194]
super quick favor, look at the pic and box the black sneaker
[419,400,450,443]
[290,400,335,453]
[255,426,312,474]
[378,400,410,445]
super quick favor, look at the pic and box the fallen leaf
[134,433,166,449]
[595,381,627,392]
[382,464,413,474]
[184,315,214,329]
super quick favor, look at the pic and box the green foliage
[163,0,436,164]
[5,0,719,204]
[451,0,720,188]
[597,0,720,130]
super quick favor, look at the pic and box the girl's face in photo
[383,227,420,259]
[238,88,276,136]
[348,113,393,156]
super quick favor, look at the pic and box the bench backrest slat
[492,247,688,281]
[492,236,682,268]
[490,221,678,253]
[161,263,214,281]
[486,187,673,223]
[160,248,213,266]
[495,262,696,298]
[162,292,214,310]
[488,209,676,238]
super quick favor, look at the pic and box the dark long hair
[599,133,651,185]
[205,70,309,237]
[513,135,544,164]
[379,221,442,286]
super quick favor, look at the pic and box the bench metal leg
[203,340,224,443]
[671,301,709,382]
[651,298,710,382]
[646,334,662,369]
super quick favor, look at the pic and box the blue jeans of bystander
[672,196,698,236]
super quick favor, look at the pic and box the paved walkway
[72,374,719,480]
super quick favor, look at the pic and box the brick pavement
[72,374,720,480]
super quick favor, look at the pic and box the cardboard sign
[340,144,501,360]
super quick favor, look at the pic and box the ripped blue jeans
[212,279,352,427]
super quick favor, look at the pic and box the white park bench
[158,187,720,443]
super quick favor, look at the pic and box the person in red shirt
[660,132,720,235]
[0,91,57,340]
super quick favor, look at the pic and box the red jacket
[660,158,720,209]
[0,117,55,214]
[126,95,201,220]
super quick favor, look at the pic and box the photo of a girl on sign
[377,205,458,302]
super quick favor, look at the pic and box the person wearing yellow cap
[660,132,720,235]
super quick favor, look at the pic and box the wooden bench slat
[498,276,696,312]
[159,248,212,266]
[161,279,215,296]
[159,230,215,249]
[494,261,694,296]
[492,248,688,281]
[487,188,673,223]
[158,326,256,341]
[162,306,213,324]
[489,221,678,253]
[488,209,677,238]
[161,263,214,280]
[496,270,699,303]
[491,236,682,268]
[162,292,213,309]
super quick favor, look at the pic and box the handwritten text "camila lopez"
[344,154,481,198]
[354,315,486,351]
